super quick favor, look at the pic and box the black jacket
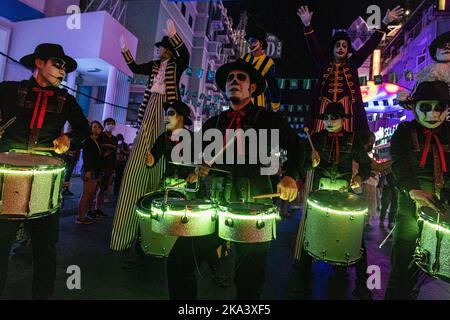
[82,136,102,175]
[0,77,90,153]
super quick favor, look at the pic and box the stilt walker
[111,20,190,251]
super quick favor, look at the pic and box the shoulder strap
[409,124,420,152]
[57,88,68,112]
[17,80,29,108]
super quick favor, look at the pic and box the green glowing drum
[218,203,280,243]
[135,190,184,257]
[415,206,450,282]
[150,199,216,237]
[303,190,367,265]
[0,152,65,220]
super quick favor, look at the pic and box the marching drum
[0,152,65,220]
[218,203,280,243]
[303,190,367,265]
[150,198,216,237]
[415,206,450,282]
[135,190,184,257]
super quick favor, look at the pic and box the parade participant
[112,19,190,251]
[122,101,194,269]
[166,60,303,300]
[297,5,404,134]
[242,26,281,111]
[93,117,117,218]
[386,81,450,300]
[114,134,129,196]
[289,102,373,300]
[0,43,90,299]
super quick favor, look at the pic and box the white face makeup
[415,100,449,129]
[436,42,450,62]
[165,107,182,131]
[38,58,66,87]
[225,70,255,106]
[323,115,344,133]
[333,40,349,60]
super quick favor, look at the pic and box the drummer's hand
[186,172,198,183]
[84,171,92,182]
[277,176,298,202]
[198,164,211,177]
[350,175,362,189]
[53,134,70,154]
[311,150,320,168]
[409,189,441,213]
[145,151,155,166]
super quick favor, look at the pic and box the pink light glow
[384,84,400,94]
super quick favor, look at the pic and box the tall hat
[330,31,356,54]
[20,43,77,73]
[399,81,450,110]
[155,36,176,55]
[245,27,268,50]
[164,101,193,126]
[317,102,351,119]
[215,59,267,97]
[429,31,450,61]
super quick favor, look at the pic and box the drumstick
[168,162,231,174]
[205,134,237,167]
[304,127,316,153]
[378,225,396,249]
[167,180,186,188]
[253,192,281,200]
[31,147,56,151]
[0,116,17,131]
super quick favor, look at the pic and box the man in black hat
[112,19,191,252]
[166,59,303,299]
[288,102,373,300]
[386,81,450,300]
[0,43,90,299]
[242,27,281,112]
[297,5,404,135]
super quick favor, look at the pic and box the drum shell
[304,190,366,265]
[135,191,184,257]
[0,152,65,220]
[151,200,216,237]
[218,203,278,243]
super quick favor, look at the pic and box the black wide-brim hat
[164,101,193,126]
[330,31,356,54]
[155,36,176,55]
[20,43,78,73]
[215,59,267,97]
[400,81,450,110]
[317,102,351,119]
[429,31,450,62]
[245,27,268,50]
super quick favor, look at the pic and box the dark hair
[33,57,49,71]
[91,120,103,131]
[103,118,116,126]
[117,133,124,140]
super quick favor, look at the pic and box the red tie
[226,110,247,156]
[328,132,343,164]
[30,87,54,129]
[420,129,447,173]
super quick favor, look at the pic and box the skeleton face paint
[323,115,344,133]
[436,42,450,62]
[415,100,449,129]
[333,40,349,60]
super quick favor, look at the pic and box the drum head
[219,202,276,215]
[307,190,367,214]
[136,190,185,214]
[0,152,64,168]
[420,206,450,228]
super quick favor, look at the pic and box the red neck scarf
[328,132,343,164]
[30,87,54,129]
[226,109,248,156]
[420,128,447,173]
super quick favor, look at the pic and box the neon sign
[374,124,399,142]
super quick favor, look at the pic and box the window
[189,16,193,28]
[181,3,186,16]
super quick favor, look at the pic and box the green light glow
[219,212,279,221]
[0,167,65,175]
[307,199,367,215]
[137,208,216,218]
[419,218,450,235]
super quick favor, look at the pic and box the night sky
[224,0,421,78]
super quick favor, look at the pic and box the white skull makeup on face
[323,115,344,133]
[415,100,449,129]
[436,42,450,62]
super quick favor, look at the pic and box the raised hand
[166,19,176,37]
[119,35,128,52]
[383,5,404,25]
[297,5,313,27]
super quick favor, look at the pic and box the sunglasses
[166,110,177,116]
[226,73,248,82]
[322,114,342,120]
[49,57,67,71]
[417,102,449,113]
[437,42,450,50]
